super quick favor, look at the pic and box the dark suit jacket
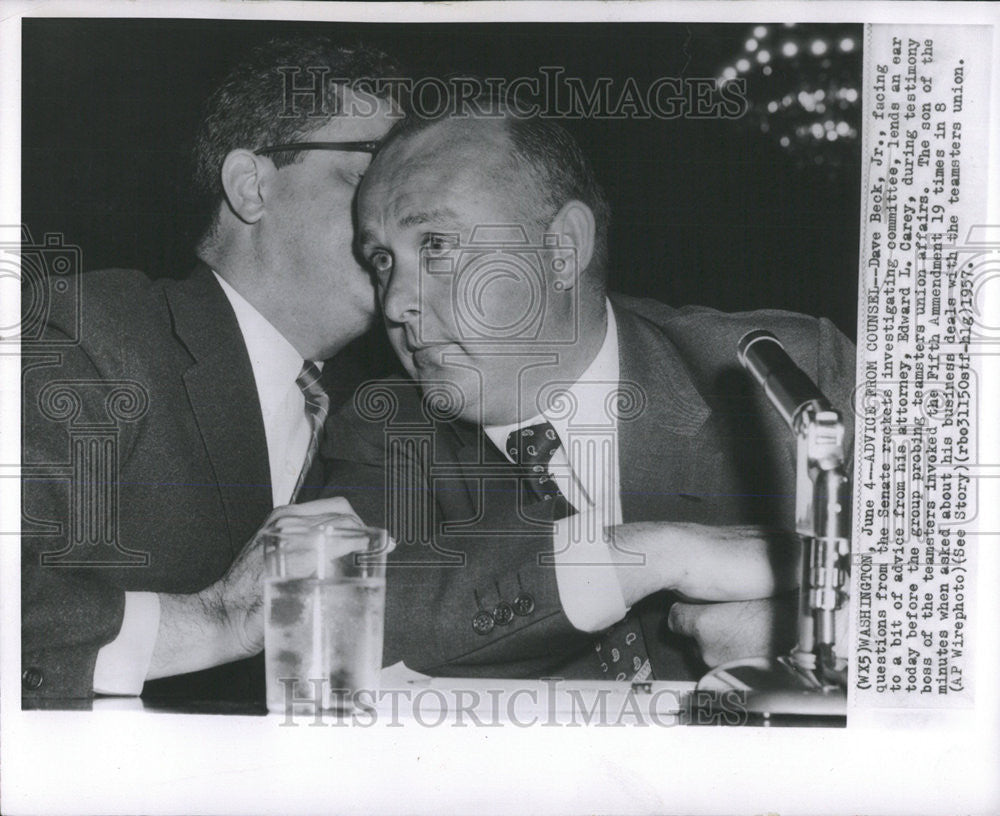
[321,294,856,680]
[21,264,373,701]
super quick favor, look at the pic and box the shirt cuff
[552,513,629,633]
[92,591,161,695]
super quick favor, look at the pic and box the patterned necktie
[594,623,654,683]
[505,421,575,521]
[507,422,651,682]
[291,361,330,501]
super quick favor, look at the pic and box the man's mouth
[410,342,450,367]
[397,327,460,368]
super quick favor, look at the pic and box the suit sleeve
[21,330,135,700]
[320,397,594,678]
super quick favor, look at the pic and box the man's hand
[205,498,369,658]
[146,496,363,680]
[667,593,799,668]
[609,521,801,607]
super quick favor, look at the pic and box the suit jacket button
[512,593,535,616]
[22,667,44,691]
[472,610,495,635]
[493,601,514,626]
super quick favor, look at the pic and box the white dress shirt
[483,300,629,633]
[92,272,316,694]
[214,273,319,508]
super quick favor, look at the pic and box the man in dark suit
[320,111,856,681]
[21,38,398,702]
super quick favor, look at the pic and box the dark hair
[503,116,612,282]
[193,37,401,239]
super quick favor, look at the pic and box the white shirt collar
[484,299,620,459]
[213,271,315,419]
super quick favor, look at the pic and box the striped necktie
[291,361,330,501]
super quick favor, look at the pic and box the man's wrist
[203,579,259,658]
[147,586,241,681]
[614,521,801,604]
[609,522,678,606]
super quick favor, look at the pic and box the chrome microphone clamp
[738,330,850,688]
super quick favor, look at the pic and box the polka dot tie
[505,422,574,521]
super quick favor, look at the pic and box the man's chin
[404,365,477,417]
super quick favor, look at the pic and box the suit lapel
[435,418,494,522]
[611,298,713,524]
[164,264,272,557]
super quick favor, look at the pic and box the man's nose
[381,263,421,325]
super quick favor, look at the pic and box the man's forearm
[607,521,801,607]
[146,590,247,681]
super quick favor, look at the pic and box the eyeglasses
[254,140,381,156]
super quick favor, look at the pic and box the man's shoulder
[66,265,221,323]
[46,268,165,339]
[611,293,846,374]
[41,266,227,376]
[82,266,160,293]
[611,296,855,404]
[24,270,188,452]
[612,293,826,338]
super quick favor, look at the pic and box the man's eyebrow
[397,208,461,230]
[358,208,462,248]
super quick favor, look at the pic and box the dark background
[22,18,861,337]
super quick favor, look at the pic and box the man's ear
[546,200,595,289]
[220,149,272,224]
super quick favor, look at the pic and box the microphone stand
[695,331,850,721]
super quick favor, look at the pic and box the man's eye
[368,250,393,275]
[422,234,458,254]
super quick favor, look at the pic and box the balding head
[363,113,610,285]
[355,111,611,425]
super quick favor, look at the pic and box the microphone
[736,330,830,430]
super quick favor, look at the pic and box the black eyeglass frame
[254,140,381,156]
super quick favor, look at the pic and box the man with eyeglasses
[21,38,399,702]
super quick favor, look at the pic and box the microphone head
[737,329,781,366]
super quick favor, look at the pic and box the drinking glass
[262,514,388,714]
